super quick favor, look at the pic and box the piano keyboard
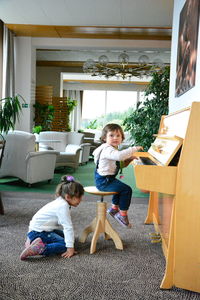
[140,157,157,165]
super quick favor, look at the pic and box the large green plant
[0,95,24,133]
[123,66,170,151]
[33,101,55,131]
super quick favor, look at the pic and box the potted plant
[0,94,24,133]
[32,125,43,134]
[0,94,24,170]
[123,66,170,151]
[33,101,54,131]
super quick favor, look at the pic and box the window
[106,91,137,113]
[82,90,105,119]
[81,90,141,129]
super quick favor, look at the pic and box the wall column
[0,20,3,99]
[15,37,36,132]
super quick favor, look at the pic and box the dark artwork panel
[175,0,200,97]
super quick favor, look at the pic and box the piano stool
[79,186,123,254]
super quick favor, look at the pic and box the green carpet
[0,177,19,183]
[0,161,148,197]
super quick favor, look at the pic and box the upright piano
[132,102,200,293]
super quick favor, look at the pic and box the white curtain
[64,90,82,131]
[2,25,15,98]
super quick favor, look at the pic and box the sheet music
[148,137,183,166]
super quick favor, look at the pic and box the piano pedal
[149,232,161,243]
[149,232,160,237]
[151,238,161,243]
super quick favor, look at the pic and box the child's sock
[112,204,119,211]
[107,205,119,218]
[119,210,127,216]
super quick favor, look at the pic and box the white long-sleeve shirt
[29,196,74,248]
[93,143,137,176]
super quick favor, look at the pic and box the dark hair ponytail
[56,175,84,199]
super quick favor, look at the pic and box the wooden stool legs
[79,201,123,254]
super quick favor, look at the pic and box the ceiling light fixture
[83,51,166,80]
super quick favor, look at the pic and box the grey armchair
[0,131,58,185]
[82,131,102,156]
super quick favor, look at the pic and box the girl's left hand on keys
[136,146,143,151]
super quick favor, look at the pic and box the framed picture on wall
[175,0,200,97]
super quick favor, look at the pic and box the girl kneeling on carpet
[20,175,84,260]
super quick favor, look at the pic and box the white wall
[36,66,61,96]
[15,37,36,132]
[62,81,147,92]
[169,0,200,113]
[32,37,170,51]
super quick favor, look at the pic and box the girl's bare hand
[61,248,77,258]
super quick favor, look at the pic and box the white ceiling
[0,0,174,27]
[0,0,174,74]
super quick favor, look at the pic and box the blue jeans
[95,171,132,211]
[27,229,67,256]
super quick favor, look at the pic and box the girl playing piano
[93,123,142,228]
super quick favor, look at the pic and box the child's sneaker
[20,238,45,260]
[114,212,132,228]
[24,237,31,248]
[24,237,41,248]
[107,207,119,218]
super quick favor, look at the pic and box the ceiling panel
[0,0,174,27]
[0,0,173,81]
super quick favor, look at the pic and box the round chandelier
[83,51,166,80]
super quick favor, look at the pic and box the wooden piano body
[133,102,200,292]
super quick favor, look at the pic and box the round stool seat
[84,186,118,196]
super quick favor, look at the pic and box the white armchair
[67,132,91,164]
[38,131,91,167]
[0,131,58,185]
[38,131,82,170]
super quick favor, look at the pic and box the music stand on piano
[133,135,183,167]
